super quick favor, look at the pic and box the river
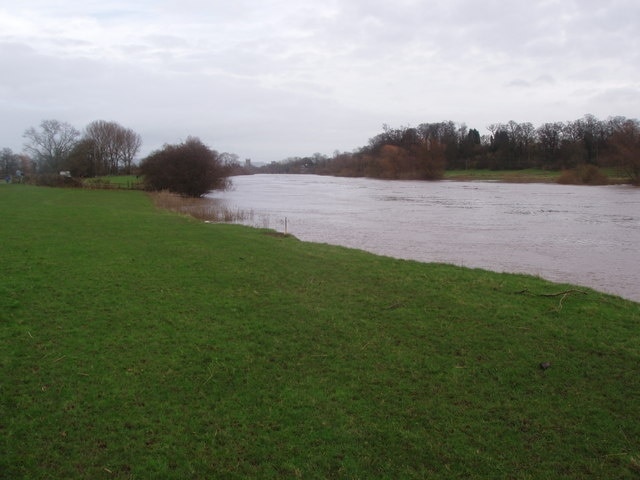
[207,174,640,303]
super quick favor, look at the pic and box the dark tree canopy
[139,137,230,197]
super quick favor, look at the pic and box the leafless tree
[536,122,563,167]
[119,127,142,174]
[85,120,142,175]
[23,119,80,173]
[1,148,18,176]
[609,118,640,185]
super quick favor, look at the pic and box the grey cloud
[507,79,531,88]
[506,75,556,89]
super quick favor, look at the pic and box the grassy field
[1,184,639,479]
[444,168,630,184]
[444,169,560,183]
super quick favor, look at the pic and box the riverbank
[81,168,633,190]
[444,168,559,182]
[1,185,638,478]
[444,168,630,184]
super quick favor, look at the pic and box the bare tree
[536,122,563,167]
[609,118,640,185]
[118,127,142,174]
[84,120,142,175]
[67,138,98,177]
[23,119,80,173]
[1,148,18,176]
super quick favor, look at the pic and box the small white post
[284,217,288,235]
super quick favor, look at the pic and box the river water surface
[207,174,639,303]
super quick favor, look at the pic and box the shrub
[30,173,83,188]
[139,137,231,197]
[557,165,609,185]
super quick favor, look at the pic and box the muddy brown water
[207,174,640,303]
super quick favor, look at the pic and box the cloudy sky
[1,0,639,163]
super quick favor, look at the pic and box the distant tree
[459,128,481,169]
[23,119,80,173]
[609,118,640,185]
[367,124,404,153]
[410,139,447,180]
[315,151,361,177]
[1,148,19,176]
[487,125,512,169]
[515,121,536,167]
[67,138,98,177]
[139,137,230,197]
[119,127,142,174]
[536,122,564,168]
[375,145,407,179]
[84,120,142,175]
[559,115,609,167]
[16,154,34,176]
[484,121,531,169]
[557,121,588,169]
[577,114,605,164]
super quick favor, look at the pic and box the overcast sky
[1,0,639,163]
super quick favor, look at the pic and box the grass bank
[1,185,639,479]
[444,168,630,184]
[82,175,143,190]
[444,169,560,183]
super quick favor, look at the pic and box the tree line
[1,119,144,180]
[257,115,640,185]
[1,119,243,197]
[13,119,143,177]
[3,114,639,192]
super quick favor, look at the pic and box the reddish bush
[557,165,609,185]
[139,137,230,197]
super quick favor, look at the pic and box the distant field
[444,169,559,182]
[1,184,638,479]
[444,168,629,184]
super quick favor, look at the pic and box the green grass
[444,169,560,182]
[444,168,630,184]
[1,184,639,479]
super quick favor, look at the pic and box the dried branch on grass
[516,288,588,311]
[516,288,588,297]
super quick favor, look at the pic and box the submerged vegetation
[149,189,252,222]
[1,184,639,478]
